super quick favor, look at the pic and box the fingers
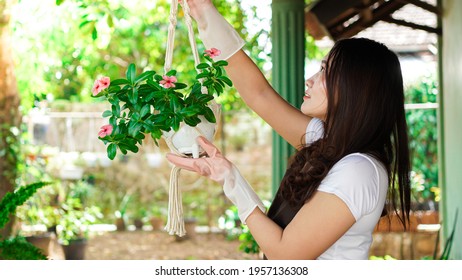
[166,153,198,172]
[166,153,212,177]
[196,136,220,157]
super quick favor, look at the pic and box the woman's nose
[305,78,314,88]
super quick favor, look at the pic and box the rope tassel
[165,166,186,237]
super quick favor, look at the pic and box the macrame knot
[162,0,220,237]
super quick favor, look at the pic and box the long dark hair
[280,38,411,228]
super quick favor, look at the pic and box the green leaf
[214,83,224,94]
[143,121,155,132]
[219,76,233,87]
[128,87,138,104]
[180,106,201,117]
[107,15,114,28]
[203,107,216,123]
[197,94,214,104]
[92,27,98,40]
[203,55,213,62]
[119,141,139,153]
[112,103,121,116]
[166,70,177,76]
[196,63,210,70]
[79,20,92,28]
[213,60,228,67]
[102,110,112,118]
[215,67,223,77]
[131,112,141,122]
[140,104,151,118]
[174,83,187,90]
[0,182,51,229]
[56,0,65,5]
[126,64,136,84]
[144,92,156,102]
[111,79,130,86]
[206,85,215,95]
[190,83,202,95]
[154,74,163,82]
[147,78,162,90]
[203,79,214,87]
[184,116,201,127]
[196,72,211,80]
[151,114,168,124]
[169,95,182,113]
[91,90,106,98]
[135,71,156,84]
[171,114,182,131]
[107,143,117,160]
[155,99,169,111]
[109,116,117,126]
[119,146,128,155]
[128,122,143,136]
[151,129,162,141]
[108,85,121,93]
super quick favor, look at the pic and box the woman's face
[301,60,328,121]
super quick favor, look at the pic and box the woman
[167,0,411,259]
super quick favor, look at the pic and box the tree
[0,0,20,238]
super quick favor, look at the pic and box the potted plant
[114,194,131,231]
[20,205,56,257]
[0,182,51,260]
[149,204,167,231]
[57,196,102,260]
[133,207,148,230]
[91,49,232,160]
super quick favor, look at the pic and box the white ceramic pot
[163,116,217,158]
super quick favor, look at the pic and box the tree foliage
[11,0,253,112]
[404,75,439,206]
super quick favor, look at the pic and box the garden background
[0,0,440,260]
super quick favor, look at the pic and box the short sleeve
[305,118,324,145]
[317,154,381,221]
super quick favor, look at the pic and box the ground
[48,230,260,260]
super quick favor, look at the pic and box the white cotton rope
[163,0,220,237]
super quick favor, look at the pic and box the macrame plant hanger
[163,0,220,237]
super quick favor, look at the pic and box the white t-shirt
[305,118,388,260]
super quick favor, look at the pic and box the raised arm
[186,0,311,148]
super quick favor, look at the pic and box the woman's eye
[320,66,325,72]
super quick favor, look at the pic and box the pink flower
[159,75,177,89]
[204,48,221,58]
[98,124,113,138]
[92,76,111,96]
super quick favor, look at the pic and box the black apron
[263,189,304,259]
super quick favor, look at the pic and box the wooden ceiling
[305,0,441,41]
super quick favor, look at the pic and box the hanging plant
[92,49,232,160]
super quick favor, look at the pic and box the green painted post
[441,0,462,259]
[271,0,305,196]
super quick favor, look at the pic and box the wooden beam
[383,15,442,35]
[327,0,381,37]
[398,0,441,15]
[330,0,406,40]
[360,0,373,23]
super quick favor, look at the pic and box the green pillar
[271,0,305,195]
[441,0,462,259]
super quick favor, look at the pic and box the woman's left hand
[166,136,265,223]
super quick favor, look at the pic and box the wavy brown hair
[279,38,411,228]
